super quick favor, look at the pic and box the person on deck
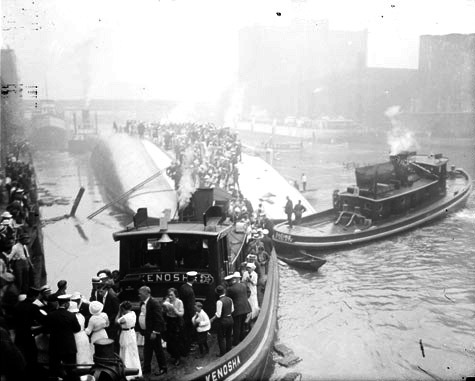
[293,200,307,225]
[116,301,142,379]
[179,271,197,355]
[242,263,259,321]
[46,294,81,379]
[138,286,167,376]
[284,196,294,228]
[225,272,251,346]
[191,301,210,358]
[210,285,234,357]
[162,288,185,366]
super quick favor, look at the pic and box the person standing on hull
[210,285,234,357]
[179,271,197,355]
[293,200,307,225]
[301,173,307,192]
[138,286,167,377]
[225,272,251,346]
[284,196,294,228]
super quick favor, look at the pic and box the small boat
[273,151,472,254]
[29,101,71,150]
[113,188,279,380]
[278,250,326,271]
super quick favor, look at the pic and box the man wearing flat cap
[225,272,251,345]
[179,271,197,354]
[45,294,80,378]
[210,285,234,356]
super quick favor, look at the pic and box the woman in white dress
[68,301,93,364]
[116,301,142,379]
[242,262,260,319]
[85,301,109,354]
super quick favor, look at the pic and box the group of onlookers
[0,145,40,297]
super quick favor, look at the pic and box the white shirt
[215,295,234,318]
[192,310,211,332]
[139,297,150,330]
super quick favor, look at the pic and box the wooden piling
[70,187,85,217]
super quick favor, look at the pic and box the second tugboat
[273,151,472,255]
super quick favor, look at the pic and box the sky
[2,0,475,102]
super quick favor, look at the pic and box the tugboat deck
[279,173,470,238]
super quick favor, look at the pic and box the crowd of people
[0,251,273,380]
[0,143,40,296]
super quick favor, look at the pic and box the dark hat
[94,338,115,361]
[215,285,225,295]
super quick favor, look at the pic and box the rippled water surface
[34,134,475,381]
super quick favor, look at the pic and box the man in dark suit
[179,271,197,354]
[284,196,294,228]
[45,294,80,379]
[138,286,167,377]
[225,272,252,345]
[97,281,120,352]
[13,288,43,376]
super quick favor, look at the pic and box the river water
[34,132,475,381]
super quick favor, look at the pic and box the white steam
[223,86,244,128]
[385,105,419,155]
[177,147,197,210]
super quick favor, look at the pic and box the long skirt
[119,329,142,379]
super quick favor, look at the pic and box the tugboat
[68,109,99,153]
[113,188,279,380]
[29,100,71,150]
[273,151,472,255]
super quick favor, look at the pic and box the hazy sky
[2,0,475,102]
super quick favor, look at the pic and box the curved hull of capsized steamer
[273,169,472,254]
[238,153,315,221]
[90,134,177,218]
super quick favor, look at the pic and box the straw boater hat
[57,294,71,305]
[232,271,242,278]
[68,301,79,313]
[224,274,234,281]
[1,211,12,219]
[89,301,104,315]
[246,263,256,270]
[71,291,82,301]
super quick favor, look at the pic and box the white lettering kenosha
[205,356,241,381]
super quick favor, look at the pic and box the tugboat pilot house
[335,151,449,223]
